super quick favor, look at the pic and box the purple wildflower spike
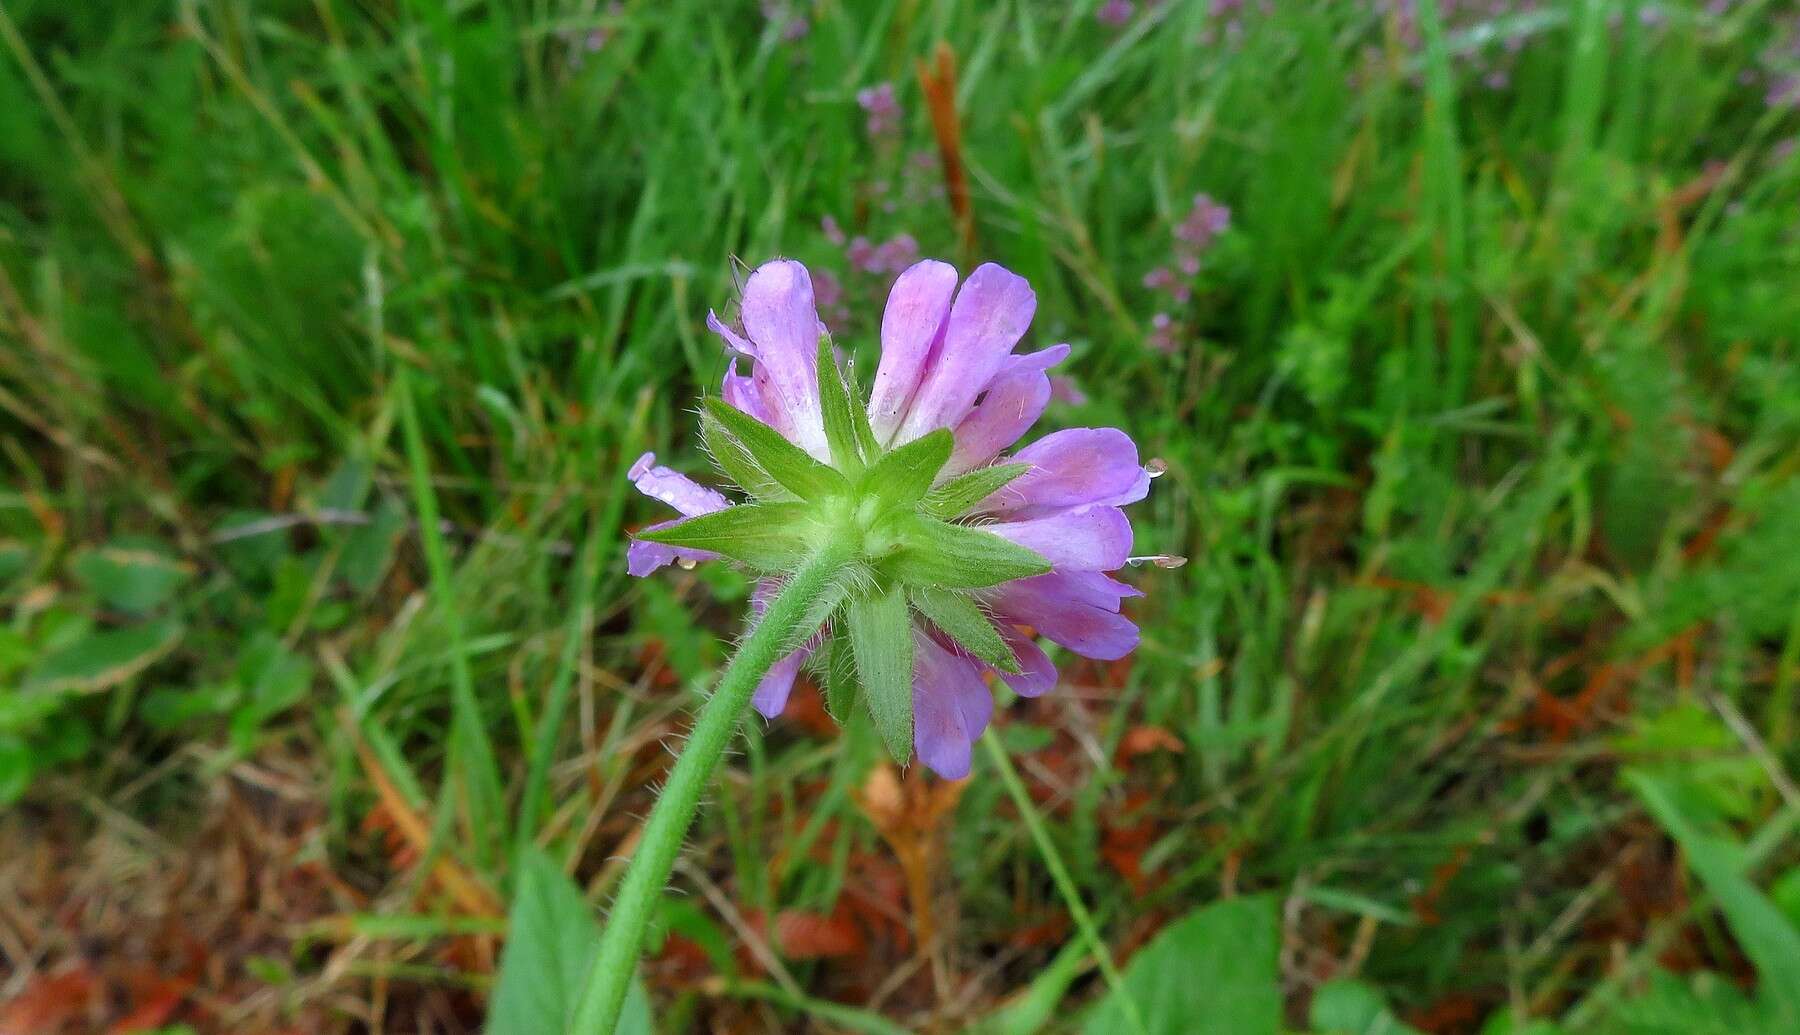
[627,258,1162,778]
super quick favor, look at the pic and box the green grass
[3,0,1799,1032]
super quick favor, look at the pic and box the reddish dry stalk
[916,41,975,255]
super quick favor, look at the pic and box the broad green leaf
[637,503,815,572]
[488,847,652,1035]
[70,536,192,613]
[1082,895,1279,1035]
[340,495,408,593]
[24,616,184,694]
[884,515,1052,590]
[816,335,864,474]
[820,633,858,724]
[848,586,913,765]
[969,936,1089,1035]
[703,398,846,500]
[910,588,1018,673]
[1310,978,1426,1035]
[701,407,788,501]
[1598,968,1787,1035]
[922,463,1031,518]
[1627,768,1800,1025]
[863,428,953,511]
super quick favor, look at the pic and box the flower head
[628,258,1157,778]
[856,82,902,139]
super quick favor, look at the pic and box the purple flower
[761,0,809,42]
[1174,193,1232,249]
[627,258,1157,778]
[856,82,902,139]
[1049,375,1089,406]
[1097,0,1136,27]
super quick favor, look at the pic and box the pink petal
[629,452,730,517]
[740,259,829,457]
[988,572,1140,660]
[940,344,1069,478]
[705,310,756,357]
[896,263,1037,442]
[869,260,958,441]
[988,506,1132,572]
[721,360,775,426]
[997,624,1058,697]
[625,518,718,576]
[980,428,1143,514]
[911,631,989,779]
[753,645,811,718]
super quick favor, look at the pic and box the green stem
[981,731,1147,1035]
[571,541,850,1033]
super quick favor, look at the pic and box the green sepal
[819,632,858,724]
[910,587,1020,673]
[862,428,953,513]
[702,398,847,501]
[848,585,913,765]
[700,407,789,501]
[843,360,882,460]
[922,462,1031,519]
[881,514,1052,590]
[636,502,816,572]
[816,336,865,476]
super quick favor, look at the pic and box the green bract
[641,337,1049,764]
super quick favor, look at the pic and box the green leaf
[340,495,408,593]
[848,586,914,765]
[24,616,185,694]
[701,407,789,501]
[910,588,1018,673]
[883,515,1052,590]
[1310,978,1426,1035]
[1627,769,1800,1025]
[863,428,953,511]
[70,536,192,613]
[922,463,1031,518]
[637,503,816,572]
[843,359,882,459]
[703,397,846,500]
[816,335,864,475]
[1082,896,1279,1035]
[488,847,653,1035]
[820,632,858,723]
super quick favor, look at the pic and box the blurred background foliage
[0,0,1797,1032]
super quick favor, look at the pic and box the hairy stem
[571,541,851,1033]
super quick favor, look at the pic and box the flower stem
[571,542,851,1034]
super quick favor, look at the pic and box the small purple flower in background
[761,0,809,42]
[564,2,623,69]
[1147,312,1179,355]
[1141,192,1230,354]
[1097,0,1136,27]
[857,82,902,140]
[1174,192,1231,251]
[627,258,1160,778]
[1049,375,1090,406]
